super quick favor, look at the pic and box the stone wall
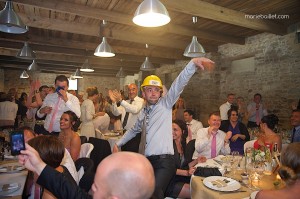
[1,32,299,128]
[0,69,4,91]
[156,32,300,128]
[2,70,120,100]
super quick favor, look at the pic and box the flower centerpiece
[252,146,273,176]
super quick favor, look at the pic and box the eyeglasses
[144,87,161,93]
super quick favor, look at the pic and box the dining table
[0,158,28,199]
[190,156,285,199]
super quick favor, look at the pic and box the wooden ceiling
[0,0,299,77]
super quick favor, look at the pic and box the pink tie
[187,124,192,142]
[48,97,61,132]
[211,132,217,158]
[34,184,40,199]
[255,109,260,125]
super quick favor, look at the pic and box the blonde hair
[86,87,99,97]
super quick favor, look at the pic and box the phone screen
[55,86,64,95]
[10,131,25,156]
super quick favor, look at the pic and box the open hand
[192,57,215,70]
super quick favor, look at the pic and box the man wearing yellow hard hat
[114,57,215,199]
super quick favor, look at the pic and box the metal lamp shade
[20,70,29,78]
[16,42,36,60]
[183,36,206,58]
[133,0,170,27]
[72,68,83,79]
[94,37,115,57]
[0,1,27,34]
[140,57,155,71]
[27,60,40,71]
[80,59,94,72]
[116,67,125,78]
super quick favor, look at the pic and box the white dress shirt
[117,60,198,156]
[111,96,144,130]
[219,101,232,120]
[192,127,231,159]
[0,101,18,121]
[187,119,203,139]
[92,113,110,133]
[37,92,81,132]
[247,102,268,122]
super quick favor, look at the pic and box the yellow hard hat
[141,75,163,90]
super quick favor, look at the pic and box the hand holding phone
[10,131,25,156]
[55,86,64,96]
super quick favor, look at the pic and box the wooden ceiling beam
[0,38,176,64]
[0,32,185,60]
[161,0,286,35]
[10,0,244,44]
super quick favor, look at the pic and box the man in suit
[19,144,155,199]
[291,109,300,143]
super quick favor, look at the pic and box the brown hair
[278,143,300,186]
[209,111,220,118]
[28,135,65,168]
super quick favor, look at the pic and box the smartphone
[55,86,64,95]
[10,131,25,156]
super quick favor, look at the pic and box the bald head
[92,152,155,199]
[128,84,138,100]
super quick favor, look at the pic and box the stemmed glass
[231,151,240,176]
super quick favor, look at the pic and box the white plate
[0,183,21,196]
[103,132,119,137]
[0,163,25,173]
[203,176,241,192]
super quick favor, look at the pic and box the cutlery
[220,190,247,194]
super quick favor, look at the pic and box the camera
[10,131,25,156]
[55,86,64,95]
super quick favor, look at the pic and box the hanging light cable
[94,20,115,57]
[133,0,170,27]
[0,0,28,34]
[183,17,205,58]
[140,44,155,71]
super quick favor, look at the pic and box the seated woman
[220,108,250,155]
[27,135,77,199]
[58,111,81,161]
[253,114,282,152]
[256,143,300,199]
[166,120,194,199]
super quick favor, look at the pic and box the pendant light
[80,58,94,72]
[133,0,170,27]
[94,20,115,57]
[183,17,205,58]
[140,44,155,71]
[27,60,39,71]
[0,0,28,34]
[20,70,29,78]
[116,67,125,78]
[16,42,36,60]
[72,68,83,79]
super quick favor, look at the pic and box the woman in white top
[80,87,104,139]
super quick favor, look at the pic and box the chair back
[75,158,95,192]
[79,143,94,158]
[183,139,196,167]
[244,140,256,153]
[88,137,112,171]
[80,136,88,144]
